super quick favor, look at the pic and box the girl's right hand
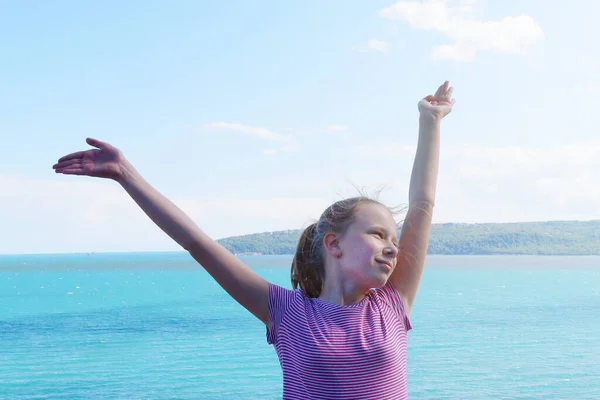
[52,138,125,180]
[53,137,273,326]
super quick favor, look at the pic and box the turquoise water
[1,253,599,399]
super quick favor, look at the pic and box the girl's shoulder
[268,282,304,307]
[371,281,412,330]
[266,283,306,345]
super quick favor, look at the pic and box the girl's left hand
[418,81,455,120]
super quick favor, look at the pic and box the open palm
[52,138,124,179]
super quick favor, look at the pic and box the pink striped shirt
[266,281,412,399]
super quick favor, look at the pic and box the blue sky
[2,0,599,254]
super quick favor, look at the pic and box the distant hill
[217,221,600,256]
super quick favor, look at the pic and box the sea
[1,253,599,399]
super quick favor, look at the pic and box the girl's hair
[290,196,386,298]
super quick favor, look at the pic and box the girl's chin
[365,275,389,290]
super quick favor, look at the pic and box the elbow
[408,200,435,216]
[409,188,436,205]
[409,193,436,208]
[181,233,213,259]
[183,240,202,254]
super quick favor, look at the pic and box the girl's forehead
[354,203,396,229]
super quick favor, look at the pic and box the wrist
[418,115,441,139]
[114,158,137,185]
[419,114,442,126]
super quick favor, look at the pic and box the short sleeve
[265,283,299,345]
[375,281,412,331]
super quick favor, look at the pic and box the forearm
[408,116,441,208]
[116,160,204,251]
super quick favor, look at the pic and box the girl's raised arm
[53,138,271,325]
[390,82,455,317]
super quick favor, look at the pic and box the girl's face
[337,202,399,290]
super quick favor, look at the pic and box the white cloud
[457,0,477,13]
[351,142,600,222]
[328,125,348,132]
[0,174,331,254]
[580,56,600,94]
[203,122,287,141]
[585,83,600,94]
[583,56,600,69]
[379,0,544,61]
[352,143,416,157]
[4,140,600,254]
[357,39,390,52]
[0,174,154,254]
[176,197,328,221]
[203,122,297,153]
[368,39,389,52]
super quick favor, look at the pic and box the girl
[53,81,455,399]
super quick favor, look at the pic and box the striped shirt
[266,281,412,399]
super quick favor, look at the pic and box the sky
[1,0,599,254]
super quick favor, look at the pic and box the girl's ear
[323,232,342,258]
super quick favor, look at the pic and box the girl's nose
[384,246,398,257]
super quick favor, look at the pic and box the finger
[52,159,81,169]
[57,151,85,163]
[87,137,110,150]
[434,81,447,98]
[55,163,83,172]
[446,87,454,100]
[56,168,86,175]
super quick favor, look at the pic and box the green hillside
[217,221,600,256]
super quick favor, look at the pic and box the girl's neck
[318,275,368,306]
